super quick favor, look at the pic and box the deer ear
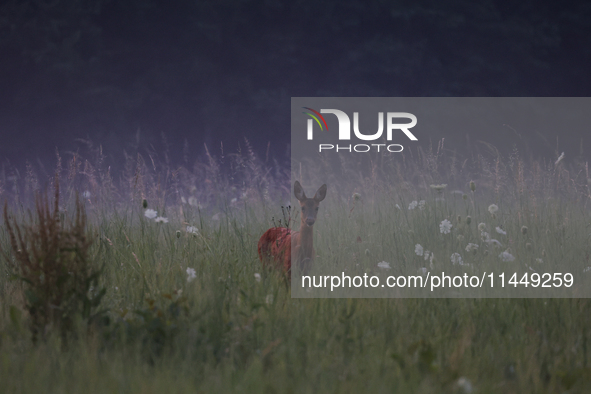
[294,181,306,201]
[314,184,327,202]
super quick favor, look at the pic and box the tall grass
[1,140,591,393]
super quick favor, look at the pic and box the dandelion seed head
[488,204,499,215]
[465,243,479,252]
[408,200,418,210]
[478,223,487,232]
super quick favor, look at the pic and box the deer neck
[298,220,315,258]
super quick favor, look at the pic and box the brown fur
[258,227,292,274]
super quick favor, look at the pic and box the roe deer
[258,181,327,279]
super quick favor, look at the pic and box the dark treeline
[1,0,590,169]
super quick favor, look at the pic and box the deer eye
[301,207,305,212]
[315,207,319,211]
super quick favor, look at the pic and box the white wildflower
[499,250,515,262]
[181,196,187,204]
[451,253,463,265]
[378,261,391,269]
[418,267,427,275]
[186,267,197,282]
[424,250,430,260]
[265,294,274,305]
[254,273,261,282]
[486,236,503,247]
[186,226,199,234]
[154,216,169,223]
[495,226,506,235]
[144,209,157,219]
[212,213,221,221]
[456,377,473,394]
[408,200,418,210]
[440,219,452,234]
[418,200,426,210]
[415,244,424,256]
[488,204,499,215]
[231,197,238,204]
[188,196,199,207]
[82,190,91,198]
[478,223,487,232]
[465,243,479,252]
[536,258,543,264]
[481,231,490,241]
[395,204,401,209]
[584,267,591,273]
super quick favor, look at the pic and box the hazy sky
[1,0,590,171]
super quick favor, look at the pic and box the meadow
[1,140,591,393]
